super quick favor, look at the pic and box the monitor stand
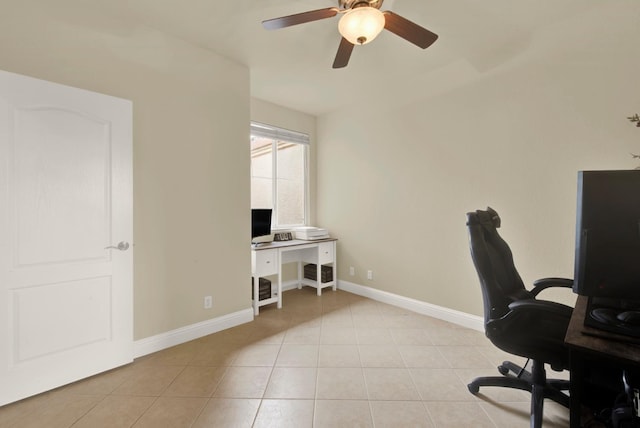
[585,296,640,339]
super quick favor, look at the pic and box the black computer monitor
[573,170,640,338]
[573,170,640,300]
[251,208,272,241]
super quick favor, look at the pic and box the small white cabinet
[300,240,337,296]
[251,248,279,315]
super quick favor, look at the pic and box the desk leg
[317,252,322,296]
[277,251,283,309]
[297,261,302,290]
[569,349,583,428]
[253,277,259,316]
[332,243,337,292]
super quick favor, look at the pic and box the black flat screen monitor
[573,170,640,300]
[251,208,272,240]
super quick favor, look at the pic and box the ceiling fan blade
[333,37,354,69]
[383,11,438,49]
[262,7,339,30]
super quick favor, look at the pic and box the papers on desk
[294,226,329,240]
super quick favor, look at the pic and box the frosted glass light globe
[338,7,385,45]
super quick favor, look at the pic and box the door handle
[105,241,130,251]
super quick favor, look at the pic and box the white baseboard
[338,280,484,332]
[282,280,303,292]
[133,308,254,358]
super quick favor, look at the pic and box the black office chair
[466,207,573,428]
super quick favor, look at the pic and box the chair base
[468,360,570,428]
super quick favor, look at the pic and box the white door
[0,70,133,406]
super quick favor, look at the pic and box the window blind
[250,122,310,145]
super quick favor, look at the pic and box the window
[250,122,309,228]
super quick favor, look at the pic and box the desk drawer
[253,249,277,276]
[318,242,334,264]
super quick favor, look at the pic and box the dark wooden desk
[565,295,640,427]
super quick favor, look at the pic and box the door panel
[0,69,133,405]
[12,278,112,363]
[14,107,110,265]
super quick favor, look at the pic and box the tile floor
[0,288,571,427]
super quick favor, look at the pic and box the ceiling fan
[262,0,438,69]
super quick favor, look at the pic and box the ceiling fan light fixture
[338,7,385,45]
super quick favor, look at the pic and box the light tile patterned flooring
[0,288,570,427]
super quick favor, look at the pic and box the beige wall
[0,3,251,340]
[316,3,640,316]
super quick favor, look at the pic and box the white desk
[251,238,337,315]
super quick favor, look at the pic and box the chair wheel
[498,365,510,376]
[468,383,479,394]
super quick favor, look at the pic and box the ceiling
[41,0,607,116]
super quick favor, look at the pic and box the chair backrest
[466,207,533,325]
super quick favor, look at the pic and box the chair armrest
[530,277,573,297]
[486,299,573,338]
[507,299,573,318]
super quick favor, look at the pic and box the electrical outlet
[204,295,212,309]
[349,266,355,276]
[367,270,373,280]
